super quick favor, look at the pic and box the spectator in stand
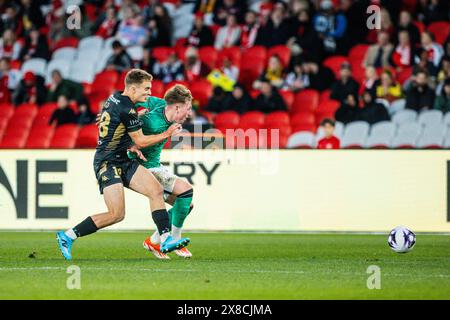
[330,62,359,103]
[76,100,96,126]
[287,9,323,63]
[0,29,21,60]
[49,95,77,127]
[19,0,45,32]
[223,83,254,114]
[0,57,21,92]
[117,0,140,21]
[366,8,395,44]
[95,6,119,39]
[253,79,287,114]
[317,119,340,149]
[313,0,347,55]
[152,52,185,84]
[284,62,310,92]
[418,31,444,68]
[106,41,133,73]
[187,13,214,48]
[240,10,261,49]
[257,2,292,48]
[46,70,84,104]
[220,56,239,83]
[359,66,379,96]
[390,30,414,71]
[253,54,285,90]
[363,31,394,68]
[213,0,247,26]
[143,0,158,23]
[375,69,403,103]
[0,4,21,35]
[18,27,50,62]
[436,56,450,93]
[397,11,421,47]
[433,78,450,112]
[405,70,435,111]
[12,71,47,106]
[214,14,241,50]
[413,48,438,78]
[416,0,449,25]
[184,47,211,82]
[334,93,359,124]
[358,90,390,125]
[148,4,173,47]
[300,57,335,91]
[117,13,148,47]
[206,86,228,113]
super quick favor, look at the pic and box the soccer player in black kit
[56,69,190,260]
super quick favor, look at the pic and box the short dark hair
[124,69,153,87]
[112,40,123,49]
[321,118,335,127]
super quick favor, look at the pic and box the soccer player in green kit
[133,85,195,259]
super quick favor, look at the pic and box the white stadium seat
[416,132,444,148]
[21,58,47,77]
[69,59,96,83]
[126,45,143,61]
[78,35,104,52]
[341,121,370,148]
[418,109,443,127]
[52,47,77,61]
[389,99,406,116]
[287,132,315,149]
[365,121,396,148]
[103,37,117,50]
[391,122,422,148]
[392,109,417,125]
[95,49,113,74]
[443,112,450,126]
[45,59,72,84]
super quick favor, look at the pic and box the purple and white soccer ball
[388,226,416,253]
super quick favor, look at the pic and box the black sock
[73,217,98,238]
[151,209,170,235]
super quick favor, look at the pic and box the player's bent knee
[109,210,125,223]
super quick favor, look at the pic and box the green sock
[171,189,193,228]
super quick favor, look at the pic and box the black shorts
[93,159,140,194]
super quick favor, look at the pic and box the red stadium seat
[258,131,289,149]
[152,46,175,62]
[292,89,319,114]
[291,112,315,126]
[15,103,38,118]
[242,46,267,61]
[214,111,240,132]
[199,46,218,70]
[34,102,58,126]
[427,21,450,44]
[53,37,79,51]
[0,135,27,148]
[165,80,189,91]
[265,111,290,127]
[92,70,119,93]
[189,80,213,110]
[315,100,340,125]
[319,89,331,103]
[413,20,425,34]
[323,56,348,78]
[25,125,55,148]
[267,45,291,67]
[240,46,267,88]
[238,111,265,130]
[175,46,188,62]
[115,70,129,91]
[279,90,294,110]
[75,124,98,148]
[217,46,241,68]
[397,67,413,85]
[49,124,80,148]
[151,80,165,98]
[291,123,316,134]
[348,44,369,65]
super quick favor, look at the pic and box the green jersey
[134,96,173,168]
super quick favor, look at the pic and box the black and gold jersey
[94,93,141,166]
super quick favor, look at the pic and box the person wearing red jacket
[317,118,340,149]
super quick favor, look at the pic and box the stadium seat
[286,131,315,149]
[52,47,77,61]
[348,44,369,65]
[34,102,58,126]
[341,121,370,148]
[21,58,47,77]
[91,70,119,94]
[78,35,104,52]
[418,109,443,127]
[103,37,117,50]
[413,20,425,33]
[189,80,213,110]
[214,111,240,132]
[290,112,315,127]
[127,45,144,62]
[319,90,331,103]
[416,129,444,149]
[49,124,80,148]
[392,122,422,148]
[152,46,175,62]
[258,131,288,149]
[279,90,294,110]
[15,103,38,119]
[238,111,265,130]
[151,80,165,98]
[69,59,96,83]
[444,112,450,126]
[292,89,319,114]
[45,59,72,84]
[199,46,218,70]
[388,99,406,116]
[443,133,450,149]
[114,70,128,91]
[77,46,101,61]
[315,100,340,125]
[265,111,290,127]
[392,109,417,125]
[25,125,55,148]
[396,67,412,85]
[323,56,348,78]
[427,21,450,44]
[53,37,79,51]
[95,49,114,74]
[76,124,98,148]
[217,46,241,68]
[239,46,267,86]
[267,45,291,67]
[0,135,28,148]
[365,121,396,148]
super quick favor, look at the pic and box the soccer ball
[388,226,416,253]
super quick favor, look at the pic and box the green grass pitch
[0,232,449,299]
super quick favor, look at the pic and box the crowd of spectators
[0,0,449,133]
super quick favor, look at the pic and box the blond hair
[164,84,193,105]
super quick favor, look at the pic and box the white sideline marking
[0,267,448,278]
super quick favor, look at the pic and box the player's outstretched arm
[129,123,182,148]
